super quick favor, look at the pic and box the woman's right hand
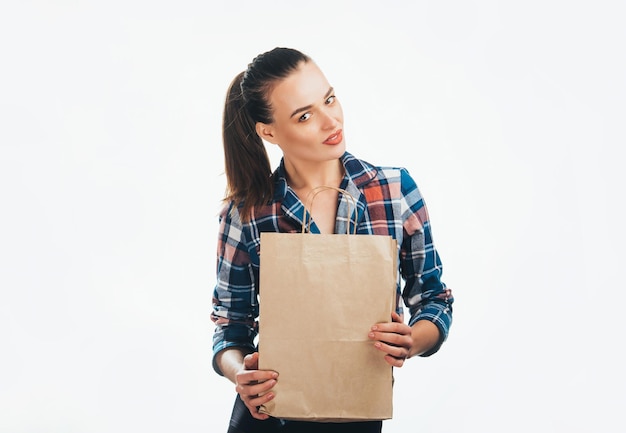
[235,352,278,420]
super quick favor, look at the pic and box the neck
[283,158,345,191]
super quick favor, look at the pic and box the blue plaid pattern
[212,152,453,374]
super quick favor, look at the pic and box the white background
[1,1,624,432]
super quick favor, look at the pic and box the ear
[255,122,278,144]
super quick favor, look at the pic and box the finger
[371,321,411,336]
[250,410,270,421]
[369,329,412,349]
[368,323,413,348]
[243,397,273,420]
[384,354,407,368]
[250,411,270,421]
[237,369,278,385]
[240,388,276,420]
[373,340,410,360]
[242,390,275,409]
[236,378,277,397]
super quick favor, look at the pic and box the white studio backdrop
[1,1,624,432]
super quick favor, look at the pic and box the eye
[325,95,336,104]
[298,112,312,122]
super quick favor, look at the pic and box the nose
[320,107,340,130]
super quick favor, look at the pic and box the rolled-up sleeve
[398,169,453,356]
[211,203,258,375]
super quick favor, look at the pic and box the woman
[212,47,453,433]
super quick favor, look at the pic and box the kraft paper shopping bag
[258,188,397,421]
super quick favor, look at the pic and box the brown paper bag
[258,218,397,421]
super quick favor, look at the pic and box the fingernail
[368,332,375,338]
[371,325,378,331]
[272,372,278,379]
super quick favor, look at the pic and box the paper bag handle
[302,186,358,235]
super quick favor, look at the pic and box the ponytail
[222,71,273,221]
[221,47,311,221]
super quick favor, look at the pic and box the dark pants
[227,395,383,433]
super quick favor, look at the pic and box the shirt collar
[272,152,378,233]
[273,151,378,198]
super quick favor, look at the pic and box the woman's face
[257,61,345,166]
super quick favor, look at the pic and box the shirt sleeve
[398,168,453,356]
[211,202,259,375]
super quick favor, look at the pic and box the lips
[323,129,343,145]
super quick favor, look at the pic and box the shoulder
[219,196,289,241]
[344,152,417,192]
[218,200,243,226]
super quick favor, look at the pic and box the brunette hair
[222,47,311,220]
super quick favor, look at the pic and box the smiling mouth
[323,129,343,145]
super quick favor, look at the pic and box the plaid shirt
[212,152,453,374]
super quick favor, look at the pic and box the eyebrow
[289,87,334,118]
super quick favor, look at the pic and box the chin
[329,141,347,158]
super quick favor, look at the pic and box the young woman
[212,47,453,433]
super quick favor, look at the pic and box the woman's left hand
[368,312,413,367]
